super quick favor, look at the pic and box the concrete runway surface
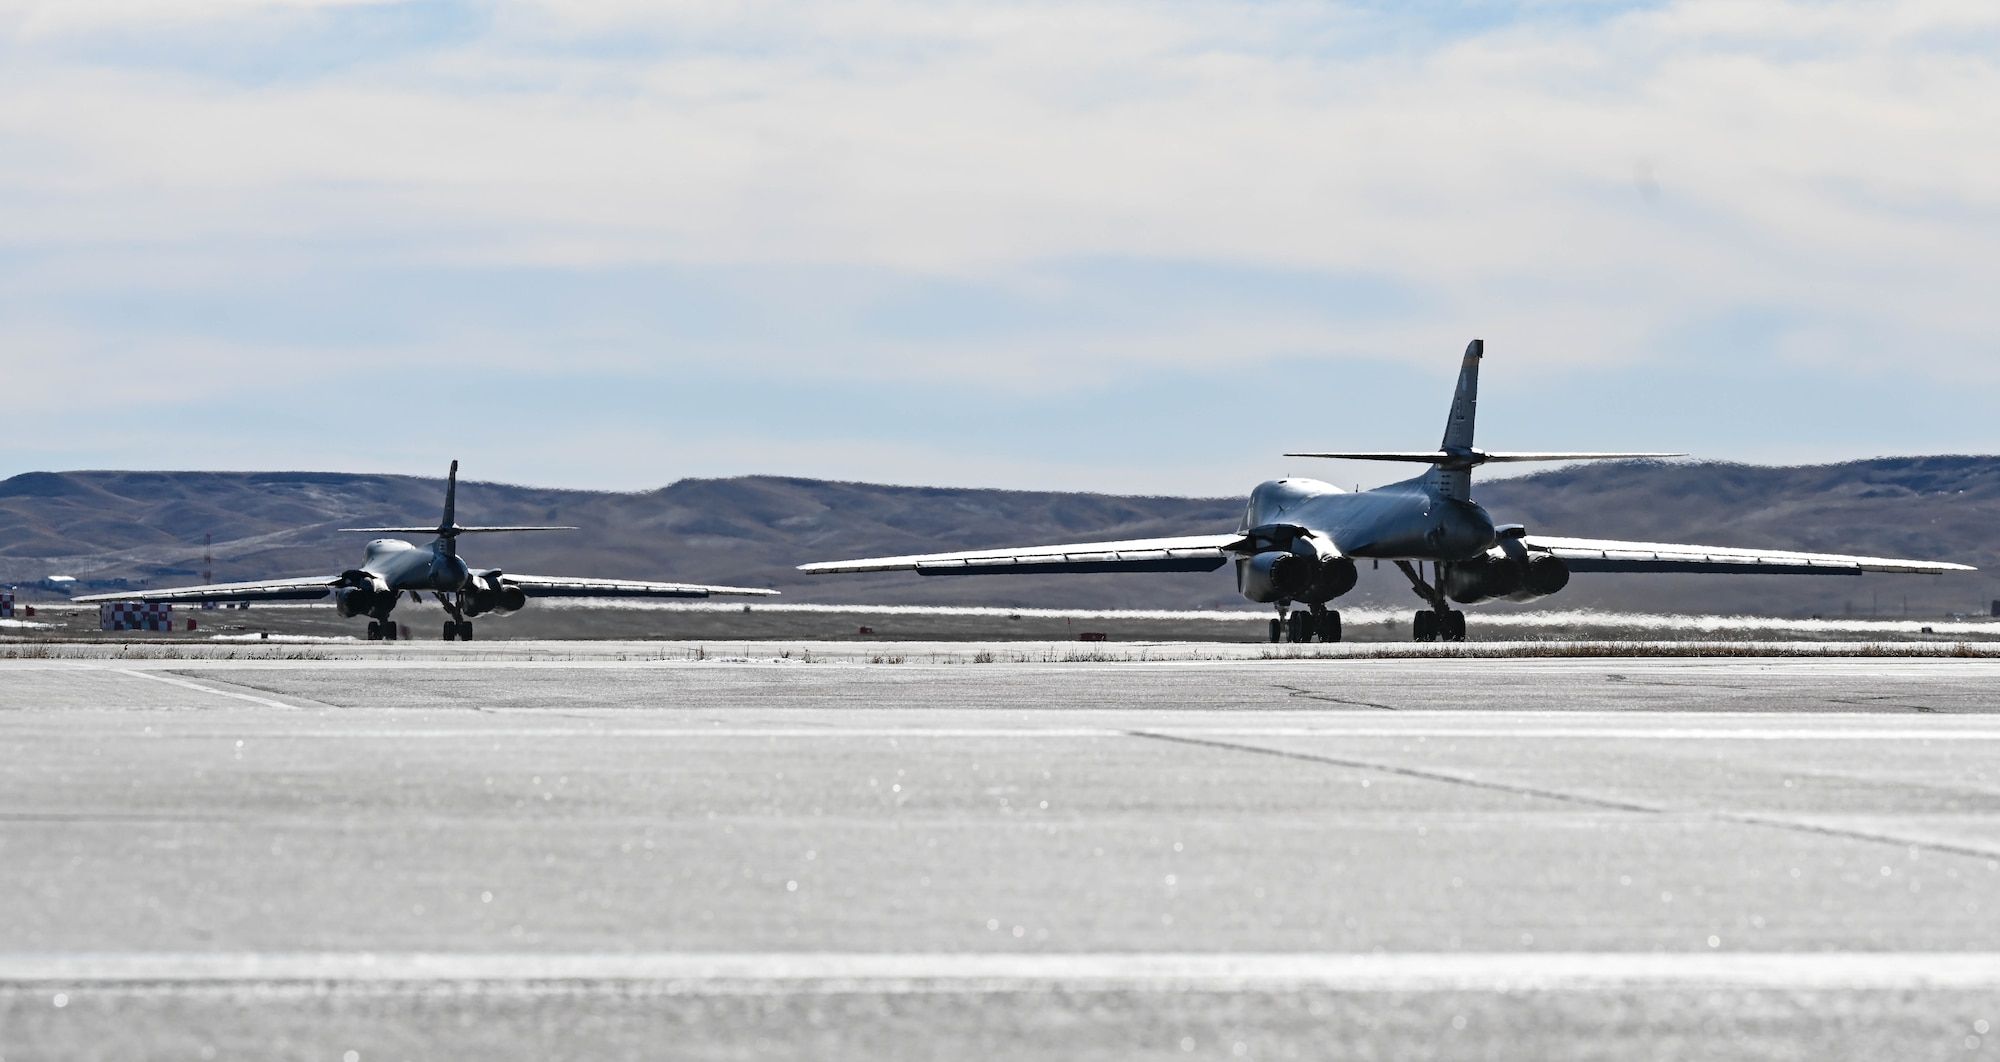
[2,650,1999,1060]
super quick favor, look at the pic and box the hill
[1,458,1994,617]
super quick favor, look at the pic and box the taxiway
[2,651,1996,1059]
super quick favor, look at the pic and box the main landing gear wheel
[443,620,473,641]
[381,622,397,641]
[1412,609,1466,643]
[1272,608,1343,643]
[366,621,381,641]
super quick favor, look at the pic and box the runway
[3,650,1998,1059]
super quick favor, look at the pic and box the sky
[0,0,1995,495]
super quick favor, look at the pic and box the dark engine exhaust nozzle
[1238,551,1308,603]
[333,586,377,618]
[1444,556,1520,605]
[1445,553,1572,605]
[1510,554,1570,600]
[499,586,527,612]
[464,588,499,617]
[1293,556,1358,604]
[1238,552,1358,604]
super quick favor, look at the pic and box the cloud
[0,0,1994,488]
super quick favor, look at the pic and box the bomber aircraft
[800,340,1973,642]
[76,461,776,640]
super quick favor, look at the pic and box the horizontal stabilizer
[1475,452,1684,463]
[1284,450,1683,467]
[338,526,576,534]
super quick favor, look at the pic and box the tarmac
[3,648,1998,1059]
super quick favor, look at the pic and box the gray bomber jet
[800,341,1973,642]
[76,461,776,640]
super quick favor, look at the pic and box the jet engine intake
[1238,552,1359,604]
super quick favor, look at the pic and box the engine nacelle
[463,571,527,617]
[1443,556,1521,604]
[464,587,499,616]
[464,568,528,620]
[1293,556,1359,604]
[1513,554,1571,600]
[333,585,378,618]
[1444,553,1571,604]
[1237,552,1359,604]
[1238,551,1306,603]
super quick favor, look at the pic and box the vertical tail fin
[440,460,460,556]
[1440,339,1481,450]
[1428,340,1482,500]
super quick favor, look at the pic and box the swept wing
[73,576,340,604]
[798,534,1242,576]
[501,575,778,598]
[1523,535,1975,576]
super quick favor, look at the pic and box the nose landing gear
[438,593,475,641]
[1396,561,1467,642]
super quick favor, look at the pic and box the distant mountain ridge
[2,457,1995,617]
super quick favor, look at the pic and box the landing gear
[438,591,474,641]
[379,621,398,641]
[366,621,381,641]
[1271,603,1343,643]
[1396,561,1467,643]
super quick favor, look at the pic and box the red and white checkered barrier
[99,602,173,632]
[0,592,12,619]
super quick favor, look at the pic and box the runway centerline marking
[7,952,2000,991]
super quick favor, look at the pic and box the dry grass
[1262,642,2000,661]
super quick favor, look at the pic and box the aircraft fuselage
[1242,475,1498,561]
[357,538,473,593]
